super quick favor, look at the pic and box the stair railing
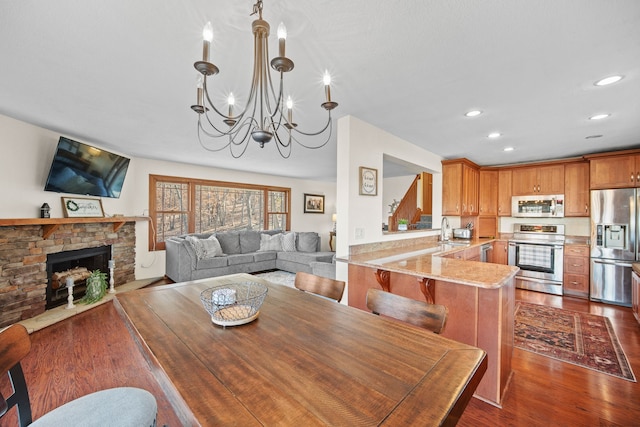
[388,174,421,231]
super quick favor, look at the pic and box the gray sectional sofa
[165,229,335,283]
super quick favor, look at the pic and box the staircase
[388,174,427,231]
[414,214,432,229]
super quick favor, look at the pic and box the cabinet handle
[533,185,536,192]
[585,204,588,213]
[637,172,639,182]
[631,172,635,182]
[537,185,541,192]
[572,264,581,267]
[571,281,579,285]
[456,204,459,212]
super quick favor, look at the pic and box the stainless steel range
[508,224,565,295]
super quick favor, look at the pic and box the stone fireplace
[0,218,139,328]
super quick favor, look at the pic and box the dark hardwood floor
[460,289,640,426]
[2,288,639,426]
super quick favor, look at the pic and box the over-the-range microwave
[512,194,564,218]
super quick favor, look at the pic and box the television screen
[44,137,130,198]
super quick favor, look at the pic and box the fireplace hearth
[46,246,111,309]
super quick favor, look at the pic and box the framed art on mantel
[359,166,377,196]
[304,194,325,214]
[61,197,105,218]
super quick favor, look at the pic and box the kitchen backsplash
[499,216,590,237]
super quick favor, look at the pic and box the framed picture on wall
[359,166,378,196]
[61,197,105,218]
[304,193,325,214]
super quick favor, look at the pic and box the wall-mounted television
[44,137,130,198]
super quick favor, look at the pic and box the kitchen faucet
[441,216,450,241]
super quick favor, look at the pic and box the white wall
[336,116,444,259]
[0,114,336,280]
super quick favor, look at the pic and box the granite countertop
[349,239,519,289]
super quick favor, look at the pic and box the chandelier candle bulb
[286,96,293,122]
[323,71,332,102]
[228,93,235,116]
[277,22,286,57]
[202,21,213,62]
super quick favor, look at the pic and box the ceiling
[1,0,639,181]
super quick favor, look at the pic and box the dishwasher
[480,243,492,262]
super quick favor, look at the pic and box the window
[149,175,290,250]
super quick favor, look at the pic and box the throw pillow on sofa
[258,233,283,251]
[297,232,319,252]
[216,232,242,254]
[186,235,225,260]
[282,231,296,252]
[200,235,225,258]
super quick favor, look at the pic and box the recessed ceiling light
[503,147,514,152]
[488,132,501,138]
[589,113,610,120]
[465,110,482,117]
[585,135,603,139]
[594,75,623,86]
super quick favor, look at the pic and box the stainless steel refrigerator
[590,188,635,307]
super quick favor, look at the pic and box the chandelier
[191,0,338,158]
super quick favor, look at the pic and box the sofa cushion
[201,235,225,258]
[253,251,277,262]
[282,231,296,252]
[186,235,226,260]
[196,256,228,269]
[239,230,261,253]
[258,233,283,251]
[217,232,241,254]
[227,253,255,266]
[296,232,319,252]
[277,251,334,264]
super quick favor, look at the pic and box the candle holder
[108,260,116,294]
[65,277,75,309]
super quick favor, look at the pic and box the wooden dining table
[114,273,487,426]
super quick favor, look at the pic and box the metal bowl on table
[200,281,268,327]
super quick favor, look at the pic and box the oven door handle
[591,259,633,268]
[516,276,560,284]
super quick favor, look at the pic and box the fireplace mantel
[0,216,148,239]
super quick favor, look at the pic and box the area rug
[253,270,296,288]
[514,301,636,382]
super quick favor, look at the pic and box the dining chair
[294,272,346,302]
[366,288,448,334]
[0,324,157,427]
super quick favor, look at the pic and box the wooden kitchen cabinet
[442,159,479,216]
[497,169,512,216]
[512,164,564,195]
[632,269,640,325]
[490,240,509,265]
[563,244,589,298]
[479,169,498,216]
[589,154,640,189]
[564,162,590,217]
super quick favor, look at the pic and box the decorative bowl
[200,281,268,327]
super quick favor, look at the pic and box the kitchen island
[348,238,518,407]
